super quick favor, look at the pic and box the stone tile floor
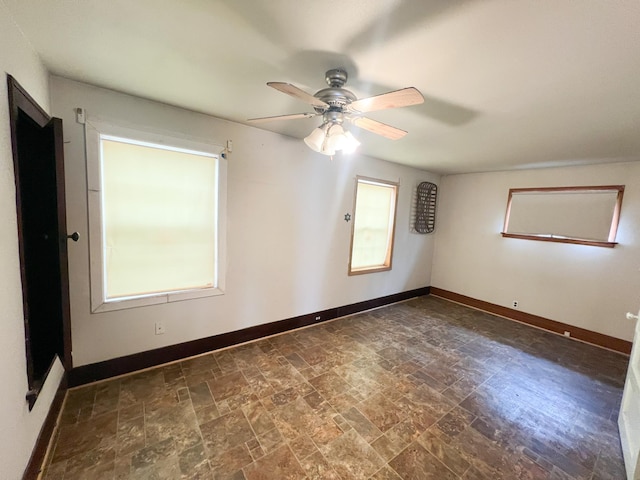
[40,295,629,479]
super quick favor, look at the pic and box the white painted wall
[0,3,65,479]
[432,162,640,342]
[50,77,439,367]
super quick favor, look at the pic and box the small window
[349,177,399,275]
[501,185,624,248]
[86,118,227,312]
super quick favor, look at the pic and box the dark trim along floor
[68,287,431,387]
[430,287,632,354]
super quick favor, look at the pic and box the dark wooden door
[8,75,72,409]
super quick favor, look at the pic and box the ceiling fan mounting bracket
[325,69,348,87]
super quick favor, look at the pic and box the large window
[349,177,399,275]
[86,118,226,312]
[501,185,624,248]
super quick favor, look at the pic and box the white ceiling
[5,0,640,174]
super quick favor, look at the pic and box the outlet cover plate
[155,322,166,335]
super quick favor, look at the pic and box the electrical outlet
[564,331,571,337]
[315,316,321,321]
[513,300,519,308]
[155,322,166,335]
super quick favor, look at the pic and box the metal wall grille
[414,181,437,234]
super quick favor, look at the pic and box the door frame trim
[7,75,73,406]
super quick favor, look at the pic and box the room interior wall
[50,76,439,368]
[431,162,640,342]
[0,4,65,479]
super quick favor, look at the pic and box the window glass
[502,185,624,247]
[101,136,218,299]
[349,177,398,274]
[85,118,226,312]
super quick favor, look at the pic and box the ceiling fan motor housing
[313,69,356,113]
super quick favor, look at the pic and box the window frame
[501,185,624,248]
[348,176,399,275]
[85,117,227,312]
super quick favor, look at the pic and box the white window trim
[85,117,227,312]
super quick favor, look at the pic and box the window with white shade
[501,185,624,248]
[349,177,399,275]
[86,118,226,312]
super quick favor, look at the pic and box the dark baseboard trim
[23,374,67,480]
[430,287,632,355]
[68,287,430,387]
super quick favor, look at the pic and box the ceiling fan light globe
[304,127,326,152]
[327,133,347,151]
[328,123,344,135]
[320,142,335,156]
[342,131,360,154]
[326,124,347,151]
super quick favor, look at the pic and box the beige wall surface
[0,4,65,479]
[432,162,640,342]
[50,76,439,367]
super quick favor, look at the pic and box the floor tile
[321,429,384,479]
[389,442,458,480]
[243,444,306,480]
[41,296,628,479]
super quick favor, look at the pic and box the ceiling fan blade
[247,112,318,123]
[349,87,424,113]
[267,82,328,109]
[352,117,407,140]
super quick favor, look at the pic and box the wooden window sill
[501,232,617,248]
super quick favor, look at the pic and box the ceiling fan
[248,69,424,156]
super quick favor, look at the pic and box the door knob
[626,312,639,321]
[67,232,80,242]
